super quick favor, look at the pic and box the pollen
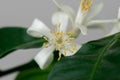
[42,23,77,60]
[81,0,92,11]
[43,36,48,41]
[45,23,77,60]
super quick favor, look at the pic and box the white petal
[75,8,85,25]
[106,24,120,36]
[87,19,117,28]
[85,3,103,22]
[27,19,52,38]
[34,46,54,69]
[75,0,88,25]
[52,12,69,32]
[80,25,87,35]
[118,7,120,19]
[60,44,82,56]
[106,7,120,36]
[75,7,88,35]
[76,24,87,35]
[53,0,75,23]
[70,27,80,38]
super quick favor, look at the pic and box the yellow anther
[64,50,66,56]
[42,43,48,48]
[58,52,62,61]
[43,36,48,41]
[56,23,61,31]
[49,24,77,60]
[67,31,74,37]
[69,49,73,53]
[50,30,53,34]
[73,47,77,51]
[81,0,92,11]
[57,23,61,28]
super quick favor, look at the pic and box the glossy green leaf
[0,27,45,58]
[16,68,49,80]
[15,61,54,80]
[15,52,58,80]
[48,33,120,80]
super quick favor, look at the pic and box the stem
[0,60,38,77]
[89,34,119,80]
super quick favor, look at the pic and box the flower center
[52,25,75,50]
[43,24,77,60]
[81,0,92,11]
[55,32,64,44]
[52,30,77,60]
[52,31,74,50]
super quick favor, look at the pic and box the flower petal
[52,11,69,32]
[107,7,120,36]
[34,46,54,69]
[118,7,120,19]
[70,27,80,38]
[75,8,88,35]
[76,24,87,35]
[75,8,85,25]
[53,0,75,23]
[60,44,82,56]
[87,19,117,28]
[80,25,87,35]
[106,23,120,36]
[27,19,52,38]
[85,3,103,22]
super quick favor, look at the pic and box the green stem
[89,35,119,80]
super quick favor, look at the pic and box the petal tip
[34,46,54,69]
[34,52,54,70]
[27,19,43,37]
[118,7,120,18]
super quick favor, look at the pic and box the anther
[81,0,92,11]
[58,52,62,61]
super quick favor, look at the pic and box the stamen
[58,52,62,61]
[64,50,66,56]
[73,47,77,51]
[81,0,92,11]
[43,36,48,41]
[56,23,61,31]
[50,30,53,34]
[42,43,48,48]
[57,23,61,28]
[49,23,77,60]
[67,31,74,37]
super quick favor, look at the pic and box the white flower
[106,7,120,36]
[52,0,104,36]
[27,16,81,69]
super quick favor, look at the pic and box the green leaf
[0,27,45,58]
[16,68,49,80]
[47,33,120,80]
[15,52,58,80]
[15,61,54,80]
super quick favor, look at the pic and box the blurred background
[0,0,120,80]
